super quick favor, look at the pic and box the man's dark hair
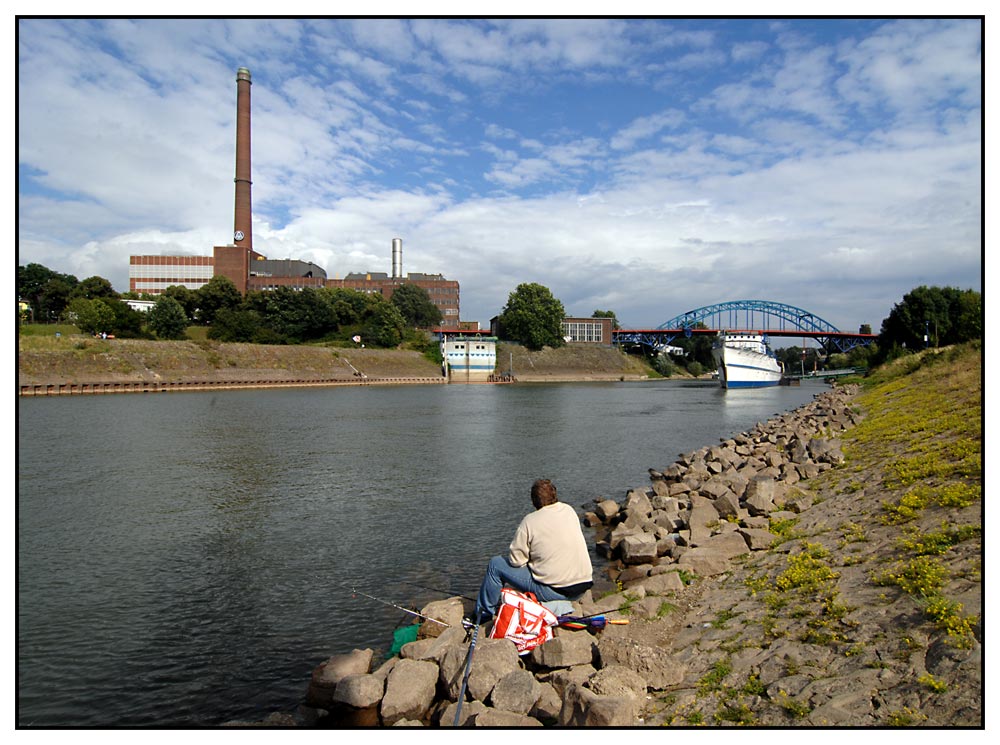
[531,479,558,508]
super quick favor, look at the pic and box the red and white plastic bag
[488,588,559,654]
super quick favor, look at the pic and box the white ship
[712,332,783,389]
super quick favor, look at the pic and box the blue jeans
[474,555,578,619]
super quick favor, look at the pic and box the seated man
[473,478,593,621]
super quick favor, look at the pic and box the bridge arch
[658,300,840,334]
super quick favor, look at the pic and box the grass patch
[697,660,732,694]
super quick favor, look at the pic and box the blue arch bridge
[612,300,876,356]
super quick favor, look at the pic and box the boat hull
[712,334,782,389]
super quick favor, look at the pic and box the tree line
[17,263,443,347]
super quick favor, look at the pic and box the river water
[17,379,826,726]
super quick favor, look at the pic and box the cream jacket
[507,502,593,588]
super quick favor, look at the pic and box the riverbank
[17,333,665,391]
[248,342,980,727]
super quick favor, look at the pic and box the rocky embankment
[239,364,981,727]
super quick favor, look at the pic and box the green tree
[878,286,982,360]
[161,285,200,322]
[71,275,118,300]
[591,309,621,329]
[197,275,243,325]
[147,295,190,340]
[262,286,337,342]
[67,297,116,335]
[323,287,369,325]
[391,283,443,328]
[670,325,714,369]
[497,282,566,350]
[105,298,146,338]
[208,308,263,342]
[17,263,79,321]
[364,298,407,348]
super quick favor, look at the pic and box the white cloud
[610,109,685,151]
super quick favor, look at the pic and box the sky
[15,14,983,332]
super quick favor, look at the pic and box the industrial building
[129,67,462,327]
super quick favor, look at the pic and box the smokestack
[392,238,403,278]
[233,67,252,251]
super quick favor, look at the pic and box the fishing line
[336,582,451,627]
[396,580,476,603]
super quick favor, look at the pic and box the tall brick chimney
[212,67,254,294]
[233,67,252,252]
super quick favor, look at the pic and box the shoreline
[254,345,981,728]
[18,371,703,397]
[18,376,450,396]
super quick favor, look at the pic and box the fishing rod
[453,609,484,726]
[339,583,451,628]
[394,582,631,629]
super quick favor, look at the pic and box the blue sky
[16,14,983,331]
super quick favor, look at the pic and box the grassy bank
[18,327,662,387]
[635,341,982,726]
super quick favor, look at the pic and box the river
[17,379,827,726]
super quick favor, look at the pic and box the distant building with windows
[561,317,613,344]
[327,271,460,327]
[128,238,462,328]
[129,254,215,295]
[488,316,614,345]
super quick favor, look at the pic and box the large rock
[687,496,720,544]
[402,625,467,663]
[331,673,384,709]
[558,682,640,726]
[700,477,732,500]
[609,523,641,550]
[467,638,521,702]
[489,669,541,715]
[636,570,685,595]
[530,681,563,721]
[545,664,597,695]
[594,499,620,522]
[588,664,648,700]
[417,597,465,639]
[808,436,844,464]
[306,648,374,708]
[699,530,751,561]
[620,532,658,564]
[597,638,687,689]
[530,632,595,669]
[438,699,488,727]
[380,658,439,725]
[623,488,654,518]
[713,491,741,519]
[739,527,777,551]
[473,709,543,727]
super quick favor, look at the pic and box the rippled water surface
[18,380,826,726]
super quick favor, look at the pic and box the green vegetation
[495,282,566,350]
[390,283,442,328]
[697,660,732,694]
[18,261,448,349]
[849,342,981,650]
[147,295,190,340]
[876,285,981,363]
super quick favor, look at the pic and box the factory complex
[128,68,462,327]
